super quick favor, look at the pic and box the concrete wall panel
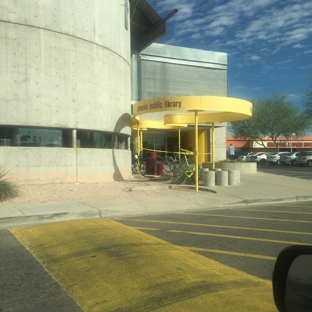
[1,147,76,184]
[1,148,132,184]
[214,127,227,161]
[77,149,132,182]
[0,23,131,134]
[0,0,130,60]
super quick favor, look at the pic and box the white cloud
[147,0,312,67]
[285,93,304,104]
[249,55,261,61]
[205,26,225,37]
[145,0,312,104]
[284,27,311,43]
[151,0,311,46]
[149,0,196,20]
[294,44,304,48]
[208,15,237,28]
[190,33,202,39]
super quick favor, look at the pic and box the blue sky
[146,0,312,106]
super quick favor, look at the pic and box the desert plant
[217,158,245,163]
[171,161,201,185]
[217,158,233,163]
[0,165,19,201]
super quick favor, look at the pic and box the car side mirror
[272,245,312,312]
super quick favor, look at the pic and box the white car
[279,152,301,166]
[237,153,254,162]
[266,152,289,165]
[247,152,268,165]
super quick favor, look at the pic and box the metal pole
[178,128,181,161]
[195,111,199,192]
[212,123,215,169]
[137,123,140,155]
[136,122,140,173]
[140,129,143,153]
[291,133,295,153]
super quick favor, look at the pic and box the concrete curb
[297,195,312,202]
[228,196,312,207]
[1,194,312,229]
[0,210,100,229]
[131,184,217,193]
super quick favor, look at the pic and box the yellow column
[136,123,140,172]
[178,128,181,161]
[195,111,199,192]
[137,123,140,155]
[212,123,215,169]
[140,129,143,153]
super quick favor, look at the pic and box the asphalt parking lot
[117,201,312,281]
[256,163,312,180]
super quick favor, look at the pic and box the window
[0,127,72,147]
[77,130,129,149]
[0,127,129,150]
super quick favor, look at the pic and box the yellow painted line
[116,218,312,236]
[178,212,312,223]
[129,226,161,231]
[186,247,276,261]
[167,229,308,245]
[274,203,312,208]
[236,208,312,215]
[260,169,312,174]
[10,220,276,312]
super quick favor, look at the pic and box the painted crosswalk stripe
[11,220,276,312]
[235,208,312,215]
[178,212,312,223]
[116,218,312,236]
[186,247,276,261]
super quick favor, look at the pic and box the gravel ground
[0,176,202,206]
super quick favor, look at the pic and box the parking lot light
[291,133,296,153]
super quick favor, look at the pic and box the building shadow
[112,113,132,181]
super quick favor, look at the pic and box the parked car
[296,151,312,167]
[279,152,301,166]
[266,152,289,165]
[237,152,254,162]
[247,152,268,165]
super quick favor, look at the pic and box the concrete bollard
[203,169,215,187]
[216,170,228,186]
[228,170,238,185]
[202,169,209,186]
[207,171,215,187]
[201,168,208,181]
[212,168,221,182]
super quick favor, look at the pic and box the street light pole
[291,133,296,153]
[195,111,199,192]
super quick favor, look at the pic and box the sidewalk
[1,171,312,229]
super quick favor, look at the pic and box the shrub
[217,158,233,163]
[0,166,19,202]
[171,161,201,185]
[217,158,245,163]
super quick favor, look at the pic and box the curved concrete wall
[0,0,131,132]
[0,1,132,183]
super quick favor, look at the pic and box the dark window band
[0,127,129,150]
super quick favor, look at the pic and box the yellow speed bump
[11,220,275,312]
